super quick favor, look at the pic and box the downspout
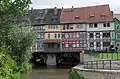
[114,19,117,50]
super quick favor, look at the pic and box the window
[107,23,110,27]
[101,13,106,19]
[103,23,106,27]
[76,32,79,38]
[73,33,76,38]
[67,24,69,29]
[65,33,69,38]
[90,15,94,20]
[72,43,76,47]
[80,32,83,38]
[94,23,98,28]
[103,32,110,38]
[90,42,94,47]
[76,24,79,28]
[62,34,65,38]
[62,43,65,47]
[53,25,56,29]
[117,24,120,29]
[58,34,60,38]
[48,34,50,38]
[54,34,57,38]
[79,43,83,47]
[89,24,93,28]
[56,25,58,29]
[103,23,110,27]
[80,24,83,28]
[69,33,72,38]
[96,42,101,47]
[103,42,110,47]
[96,33,100,38]
[89,33,94,38]
[77,44,79,47]
[48,25,50,28]
[70,26,73,29]
[117,44,120,47]
[63,25,65,30]
[117,34,120,38]
[65,44,69,47]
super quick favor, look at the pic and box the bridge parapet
[83,59,120,70]
[73,60,120,79]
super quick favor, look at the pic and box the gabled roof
[114,14,120,21]
[60,4,114,23]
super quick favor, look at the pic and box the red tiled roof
[60,4,114,23]
[114,14,120,21]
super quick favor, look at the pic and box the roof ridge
[64,4,109,10]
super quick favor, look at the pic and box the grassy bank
[96,53,120,59]
[69,70,85,79]
[9,72,20,79]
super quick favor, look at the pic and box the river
[20,66,70,79]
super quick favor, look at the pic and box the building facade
[113,15,120,48]
[18,4,120,66]
[60,4,114,52]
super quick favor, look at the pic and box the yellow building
[44,25,62,42]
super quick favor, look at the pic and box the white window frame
[65,44,69,47]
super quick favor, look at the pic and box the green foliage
[9,72,20,79]
[8,24,36,72]
[0,0,33,78]
[0,46,15,79]
[69,70,85,79]
[0,0,32,46]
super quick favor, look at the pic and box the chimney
[54,7,57,15]
[31,7,33,10]
[111,11,114,16]
[62,7,64,11]
[71,6,74,11]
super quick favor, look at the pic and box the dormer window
[90,14,94,20]
[101,13,106,19]
[75,16,80,21]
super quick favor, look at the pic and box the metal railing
[83,60,120,70]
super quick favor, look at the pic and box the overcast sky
[30,0,120,13]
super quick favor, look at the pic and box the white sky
[30,0,120,13]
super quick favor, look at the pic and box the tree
[8,24,37,72]
[0,0,32,46]
[0,0,34,76]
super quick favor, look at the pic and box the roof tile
[60,4,114,23]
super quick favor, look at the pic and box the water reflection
[20,65,70,79]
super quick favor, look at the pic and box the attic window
[101,13,106,19]
[75,16,80,21]
[90,14,94,20]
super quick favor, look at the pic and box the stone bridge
[73,60,120,79]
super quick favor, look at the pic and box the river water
[20,66,70,79]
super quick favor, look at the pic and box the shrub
[0,46,15,79]
[69,70,85,79]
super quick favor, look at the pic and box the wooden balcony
[44,47,61,53]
